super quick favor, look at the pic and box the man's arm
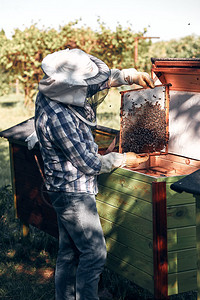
[109,68,155,89]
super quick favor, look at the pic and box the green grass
[0,92,198,299]
[96,88,121,130]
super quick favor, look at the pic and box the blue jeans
[47,192,107,300]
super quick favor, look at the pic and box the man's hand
[98,151,149,174]
[133,72,155,89]
[124,152,149,168]
[123,69,155,88]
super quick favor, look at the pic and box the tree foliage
[149,34,200,59]
[0,20,199,105]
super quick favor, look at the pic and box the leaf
[5,62,13,69]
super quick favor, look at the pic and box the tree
[0,22,79,105]
[149,34,200,59]
[92,21,152,71]
[0,30,12,96]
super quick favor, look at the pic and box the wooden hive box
[96,79,200,298]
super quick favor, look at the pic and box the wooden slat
[151,153,200,169]
[114,167,155,184]
[166,183,195,206]
[14,158,42,179]
[168,248,196,274]
[97,200,153,238]
[98,173,152,202]
[195,195,200,300]
[9,144,17,217]
[168,270,197,296]
[168,226,196,251]
[152,67,200,74]
[152,181,168,299]
[97,185,152,221]
[149,154,200,180]
[106,253,154,295]
[105,237,153,275]
[100,218,153,258]
[167,204,196,229]
[153,60,200,68]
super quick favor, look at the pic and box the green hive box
[98,83,200,299]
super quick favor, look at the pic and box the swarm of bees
[121,99,167,154]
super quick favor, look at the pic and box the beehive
[96,81,200,298]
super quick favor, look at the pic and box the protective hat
[39,48,110,107]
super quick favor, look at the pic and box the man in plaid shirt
[29,48,153,300]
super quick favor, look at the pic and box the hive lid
[168,90,200,160]
[151,58,200,93]
[0,118,35,143]
[170,168,200,195]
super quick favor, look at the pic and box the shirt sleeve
[48,110,101,175]
[108,68,138,87]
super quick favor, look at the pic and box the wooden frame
[151,58,200,93]
[152,181,169,299]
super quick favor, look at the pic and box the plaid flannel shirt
[35,92,101,194]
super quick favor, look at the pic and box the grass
[0,92,198,299]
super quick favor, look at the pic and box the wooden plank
[151,155,200,174]
[168,226,196,251]
[9,144,17,217]
[113,167,155,184]
[17,204,58,238]
[153,60,200,68]
[152,67,200,74]
[96,200,153,239]
[195,195,200,300]
[168,270,197,296]
[98,173,152,202]
[100,218,153,258]
[106,253,154,295]
[105,236,153,275]
[13,155,58,238]
[97,185,152,221]
[167,204,196,229]
[14,158,42,180]
[165,153,200,167]
[166,183,195,206]
[168,248,196,274]
[156,175,187,183]
[152,181,168,299]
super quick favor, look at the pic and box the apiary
[1,58,200,300]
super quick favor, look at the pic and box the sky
[1,0,200,42]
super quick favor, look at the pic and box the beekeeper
[26,48,154,300]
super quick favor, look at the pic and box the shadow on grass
[0,246,55,300]
[0,186,57,300]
